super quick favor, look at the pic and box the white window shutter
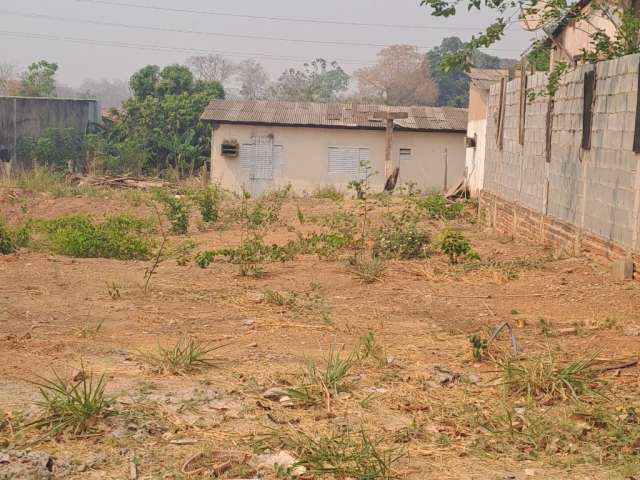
[328,146,367,177]
[252,136,274,180]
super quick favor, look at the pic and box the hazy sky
[0,0,537,87]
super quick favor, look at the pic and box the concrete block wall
[483,53,640,259]
[0,96,101,172]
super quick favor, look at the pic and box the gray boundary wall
[484,53,640,252]
[0,96,100,172]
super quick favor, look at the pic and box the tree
[156,64,194,97]
[236,59,270,100]
[427,37,509,107]
[0,62,19,96]
[187,55,235,84]
[129,65,160,100]
[270,59,350,102]
[19,60,58,97]
[353,45,438,106]
[102,64,224,175]
[420,0,640,73]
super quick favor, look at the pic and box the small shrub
[27,364,112,437]
[469,334,488,361]
[498,354,599,401]
[314,185,344,202]
[0,221,16,254]
[436,228,476,264]
[349,254,386,283]
[253,428,402,480]
[155,190,190,234]
[141,337,226,374]
[39,214,153,260]
[245,185,290,230]
[287,348,355,406]
[416,193,465,220]
[264,289,297,307]
[174,239,197,266]
[193,185,220,223]
[298,232,354,260]
[195,250,215,269]
[217,235,297,277]
[373,223,430,260]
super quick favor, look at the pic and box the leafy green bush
[373,223,431,259]
[0,221,16,254]
[216,235,297,276]
[416,193,465,220]
[40,214,153,259]
[245,186,290,230]
[16,128,87,171]
[193,185,220,223]
[436,228,477,264]
[195,250,215,269]
[297,232,354,259]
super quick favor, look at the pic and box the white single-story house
[201,100,467,196]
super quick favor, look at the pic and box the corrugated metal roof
[468,68,509,91]
[201,100,467,132]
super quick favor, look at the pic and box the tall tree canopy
[187,55,236,85]
[270,59,350,102]
[19,60,58,97]
[428,37,506,107]
[353,45,438,106]
[236,59,270,100]
[104,64,224,175]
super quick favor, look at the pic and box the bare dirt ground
[1,184,640,480]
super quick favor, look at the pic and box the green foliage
[0,221,17,254]
[141,337,225,374]
[373,223,430,260]
[104,64,224,175]
[154,191,190,234]
[27,364,112,437]
[469,334,488,361]
[287,348,355,406]
[349,254,387,283]
[16,128,87,171]
[436,228,475,264]
[195,250,215,268]
[173,239,197,266]
[19,60,58,97]
[38,214,153,259]
[244,186,291,230]
[216,235,297,277]
[313,185,345,202]
[193,185,221,223]
[426,36,505,106]
[498,353,599,402]
[0,219,30,254]
[528,41,551,72]
[416,193,465,220]
[297,231,354,259]
[270,58,350,102]
[255,428,402,480]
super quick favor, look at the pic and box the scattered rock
[624,325,640,337]
[524,468,536,476]
[466,373,480,385]
[433,366,460,386]
[247,292,265,303]
[336,392,351,401]
[262,387,289,401]
[242,319,256,327]
[250,451,305,476]
[0,449,54,480]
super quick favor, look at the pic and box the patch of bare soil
[1,189,640,479]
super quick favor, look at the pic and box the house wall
[466,85,490,196]
[550,4,617,67]
[481,53,640,275]
[210,123,465,196]
[0,96,101,174]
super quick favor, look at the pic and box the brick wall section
[481,53,640,272]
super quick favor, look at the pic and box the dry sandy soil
[1,184,640,480]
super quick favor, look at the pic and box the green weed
[141,337,227,374]
[349,254,386,283]
[436,229,477,264]
[314,185,345,202]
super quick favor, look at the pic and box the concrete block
[612,257,634,281]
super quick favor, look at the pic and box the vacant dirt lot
[1,182,640,479]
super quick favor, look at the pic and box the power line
[0,29,382,67]
[75,0,485,31]
[0,9,522,52]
